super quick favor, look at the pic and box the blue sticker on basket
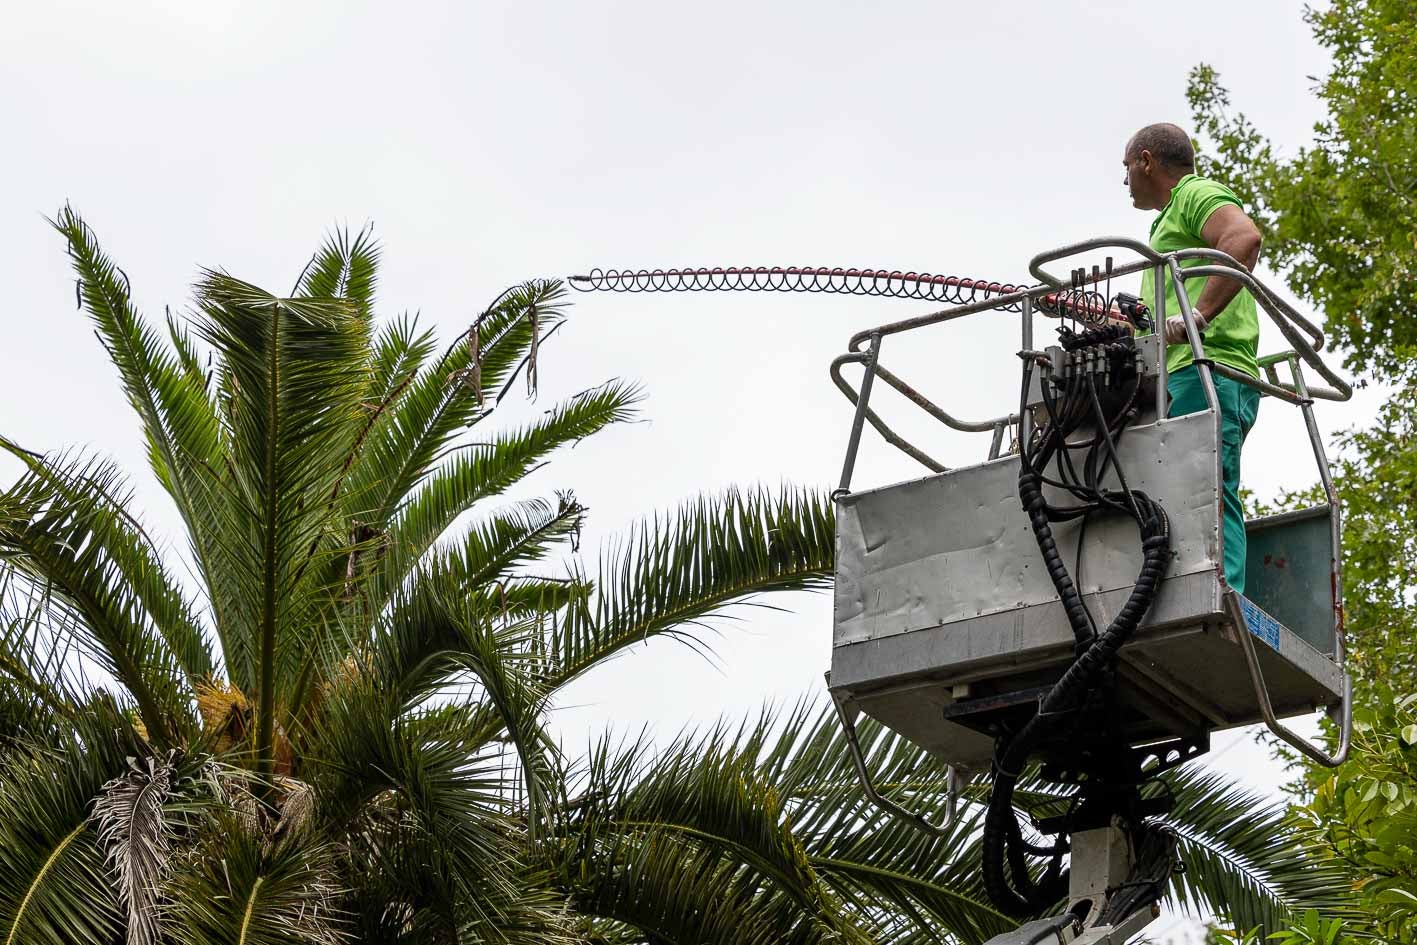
[1238,595,1281,652]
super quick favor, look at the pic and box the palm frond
[340,280,571,533]
[565,720,874,945]
[1,440,213,683]
[367,381,639,613]
[306,677,555,940]
[564,831,824,945]
[471,576,593,624]
[547,487,834,690]
[165,819,344,945]
[0,566,85,733]
[344,810,576,945]
[363,314,435,408]
[433,493,587,592]
[360,576,562,836]
[756,704,1015,943]
[0,444,202,741]
[52,207,229,636]
[1159,764,1355,936]
[0,696,139,945]
[91,753,180,945]
[733,704,1013,941]
[194,271,372,774]
[338,314,435,500]
[306,673,513,851]
[296,224,380,319]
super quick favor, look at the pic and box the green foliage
[553,704,1353,945]
[1188,8,1417,941]
[1292,689,1417,941]
[1326,387,1417,698]
[1187,0,1417,381]
[1207,909,1354,945]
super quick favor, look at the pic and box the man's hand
[1163,311,1207,344]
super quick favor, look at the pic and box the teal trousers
[1166,365,1261,594]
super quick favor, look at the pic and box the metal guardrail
[829,236,1354,768]
[829,691,963,835]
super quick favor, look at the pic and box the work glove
[1163,311,1208,345]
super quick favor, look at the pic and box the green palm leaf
[369,380,640,614]
[570,722,873,944]
[1160,765,1355,936]
[547,486,834,690]
[195,271,373,775]
[296,225,380,318]
[566,831,824,945]
[359,573,563,837]
[165,820,343,945]
[0,697,138,945]
[305,678,559,940]
[0,445,203,741]
[341,280,568,533]
[0,567,85,732]
[52,208,229,640]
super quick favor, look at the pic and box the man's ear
[1138,149,1155,174]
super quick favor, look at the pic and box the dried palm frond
[91,752,178,945]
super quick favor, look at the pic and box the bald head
[1123,123,1196,210]
[1126,123,1195,172]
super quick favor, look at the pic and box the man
[1123,122,1264,594]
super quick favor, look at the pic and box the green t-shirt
[1138,174,1260,378]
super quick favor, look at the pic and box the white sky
[1,2,1365,941]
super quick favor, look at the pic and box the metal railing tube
[1167,257,1227,587]
[830,692,960,836]
[831,342,949,491]
[1172,264,1351,402]
[1209,361,1309,405]
[1028,235,1164,287]
[835,337,882,496]
[1226,593,1352,767]
[1171,247,1326,351]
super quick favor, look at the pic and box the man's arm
[1194,204,1262,317]
[1163,204,1262,343]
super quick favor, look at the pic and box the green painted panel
[1244,507,1336,656]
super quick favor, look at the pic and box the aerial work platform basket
[826,237,1353,807]
[568,234,1357,940]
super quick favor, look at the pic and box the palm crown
[0,209,838,943]
[0,210,1352,944]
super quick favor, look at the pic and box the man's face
[1121,144,1153,210]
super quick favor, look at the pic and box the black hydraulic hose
[985,349,1173,916]
[1018,466,1100,654]
[1086,377,1140,520]
[1096,822,1176,924]
[983,488,1170,915]
[1017,360,1096,653]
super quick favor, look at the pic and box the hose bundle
[982,330,1172,917]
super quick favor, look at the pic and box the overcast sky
[1,3,1361,941]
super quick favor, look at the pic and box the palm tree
[550,703,1358,944]
[0,208,1352,944]
[0,209,835,944]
